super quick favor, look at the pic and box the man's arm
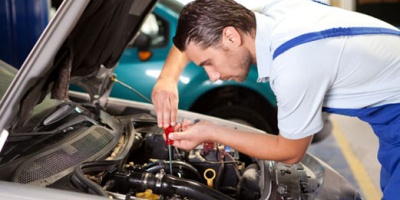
[211,127,313,164]
[170,121,313,164]
[152,45,191,128]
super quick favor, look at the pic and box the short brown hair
[173,0,256,51]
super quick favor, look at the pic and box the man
[151,0,400,198]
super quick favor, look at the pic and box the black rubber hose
[71,160,120,197]
[125,172,235,200]
[145,160,203,182]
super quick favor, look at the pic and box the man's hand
[168,120,213,150]
[151,45,190,128]
[152,79,179,128]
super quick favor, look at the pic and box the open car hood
[0,0,157,130]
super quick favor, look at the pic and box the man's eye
[204,63,212,67]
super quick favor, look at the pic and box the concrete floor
[308,114,381,200]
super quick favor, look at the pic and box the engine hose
[125,172,235,200]
[214,145,226,190]
[71,160,120,197]
[145,160,203,182]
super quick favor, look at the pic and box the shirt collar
[254,12,272,83]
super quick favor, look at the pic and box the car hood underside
[0,0,157,129]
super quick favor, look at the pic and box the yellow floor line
[331,120,381,200]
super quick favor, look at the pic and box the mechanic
[151,0,400,198]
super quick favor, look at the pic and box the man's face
[185,41,252,82]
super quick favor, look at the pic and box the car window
[141,13,168,47]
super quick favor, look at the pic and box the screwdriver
[164,125,174,175]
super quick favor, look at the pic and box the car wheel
[207,104,276,134]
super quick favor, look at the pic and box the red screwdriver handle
[164,126,174,145]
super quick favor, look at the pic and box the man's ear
[222,26,242,47]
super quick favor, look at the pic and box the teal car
[111,0,331,140]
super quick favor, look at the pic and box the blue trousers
[324,104,400,199]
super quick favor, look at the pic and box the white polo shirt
[252,0,400,139]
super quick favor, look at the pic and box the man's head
[173,0,257,82]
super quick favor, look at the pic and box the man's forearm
[157,45,191,83]
[208,126,312,164]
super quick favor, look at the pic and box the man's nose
[204,66,220,82]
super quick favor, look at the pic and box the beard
[234,50,252,82]
[217,43,253,82]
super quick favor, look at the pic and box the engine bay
[0,98,362,200]
[70,113,262,200]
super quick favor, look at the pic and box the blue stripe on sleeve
[273,27,400,60]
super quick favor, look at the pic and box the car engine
[69,111,262,200]
[0,97,362,200]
